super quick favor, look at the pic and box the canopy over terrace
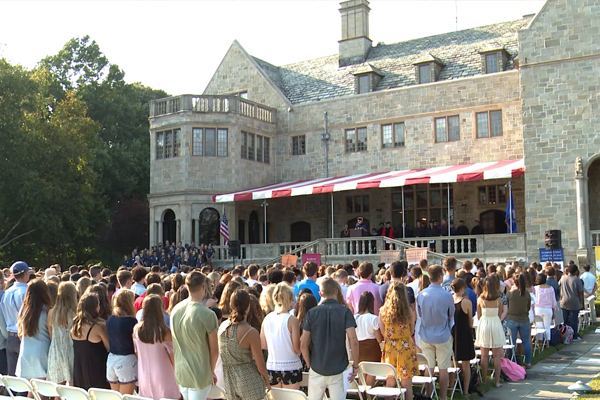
[213,159,525,239]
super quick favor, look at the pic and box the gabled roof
[252,17,532,105]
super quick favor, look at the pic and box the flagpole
[508,181,513,234]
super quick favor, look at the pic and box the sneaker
[573,337,582,341]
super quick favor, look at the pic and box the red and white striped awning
[213,159,524,203]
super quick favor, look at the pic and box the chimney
[338,0,372,67]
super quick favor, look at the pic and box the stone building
[148,0,600,265]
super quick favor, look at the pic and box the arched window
[290,221,311,242]
[249,211,259,244]
[198,208,220,245]
[163,209,176,245]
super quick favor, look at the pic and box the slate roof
[252,17,532,105]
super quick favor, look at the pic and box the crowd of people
[0,252,594,400]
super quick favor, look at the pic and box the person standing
[474,277,504,388]
[505,274,532,368]
[0,261,30,376]
[559,264,584,342]
[16,279,52,380]
[106,290,138,394]
[301,278,359,400]
[71,293,110,390]
[293,262,321,302]
[470,220,484,252]
[354,291,383,386]
[346,262,382,315]
[171,272,219,400]
[534,274,557,341]
[261,283,302,390]
[47,281,78,384]
[580,264,597,297]
[219,290,270,400]
[380,282,417,400]
[134,295,181,400]
[417,265,454,400]
[450,279,475,395]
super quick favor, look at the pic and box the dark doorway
[249,211,260,244]
[291,221,311,242]
[163,209,176,244]
[238,220,246,244]
[480,210,507,234]
[198,208,220,245]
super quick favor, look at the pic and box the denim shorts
[106,353,138,384]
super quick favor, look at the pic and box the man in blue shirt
[0,261,30,376]
[417,264,455,400]
[293,262,321,302]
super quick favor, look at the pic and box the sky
[0,1,545,96]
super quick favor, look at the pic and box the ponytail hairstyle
[514,273,528,297]
[272,282,294,313]
[229,289,250,323]
[358,290,375,315]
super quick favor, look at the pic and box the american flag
[220,211,229,245]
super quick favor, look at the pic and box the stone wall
[519,0,600,262]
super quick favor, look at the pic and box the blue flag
[505,190,517,233]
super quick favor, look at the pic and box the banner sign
[406,248,428,264]
[302,253,322,266]
[281,254,298,267]
[539,248,564,270]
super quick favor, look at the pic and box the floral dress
[381,323,418,379]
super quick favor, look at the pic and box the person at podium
[355,217,368,235]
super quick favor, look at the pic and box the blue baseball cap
[11,261,30,276]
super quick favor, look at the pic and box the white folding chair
[89,388,123,400]
[207,384,227,399]
[2,376,34,400]
[531,315,548,356]
[358,361,406,400]
[268,387,309,400]
[503,325,517,362]
[346,377,367,400]
[31,379,59,400]
[123,395,153,400]
[413,353,438,400]
[56,385,92,400]
[446,355,463,400]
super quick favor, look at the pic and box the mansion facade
[148,0,600,265]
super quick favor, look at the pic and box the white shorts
[106,353,138,384]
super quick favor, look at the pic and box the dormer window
[480,48,510,74]
[358,75,370,94]
[353,64,383,94]
[419,64,431,84]
[485,53,499,73]
[413,54,444,84]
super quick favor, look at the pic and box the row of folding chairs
[0,376,227,400]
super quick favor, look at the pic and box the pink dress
[133,331,180,400]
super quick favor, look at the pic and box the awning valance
[213,159,524,203]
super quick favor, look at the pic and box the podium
[350,229,365,237]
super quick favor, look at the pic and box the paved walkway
[481,328,600,399]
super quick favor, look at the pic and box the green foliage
[0,35,168,266]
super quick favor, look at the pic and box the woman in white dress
[475,277,505,388]
[47,282,78,384]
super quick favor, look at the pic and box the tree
[0,60,106,265]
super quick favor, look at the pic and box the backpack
[464,365,482,396]
[549,327,561,346]
[560,324,574,344]
[500,357,527,381]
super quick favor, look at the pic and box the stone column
[195,218,201,245]
[158,221,164,246]
[176,219,181,244]
[149,207,155,248]
[575,157,591,265]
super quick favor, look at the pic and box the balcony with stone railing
[149,95,276,124]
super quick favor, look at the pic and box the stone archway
[162,209,176,245]
[587,156,600,245]
[198,207,220,245]
[291,221,311,242]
